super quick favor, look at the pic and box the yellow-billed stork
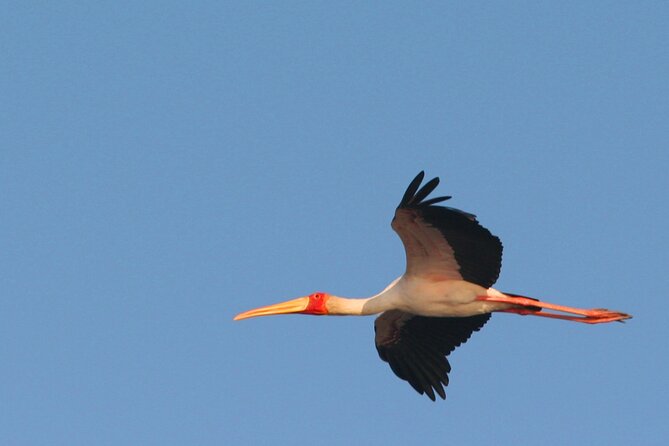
[234,171,630,400]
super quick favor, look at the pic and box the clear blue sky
[2,2,668,445]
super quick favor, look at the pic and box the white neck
[328,280,403,316]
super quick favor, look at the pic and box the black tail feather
[503,292,541,312]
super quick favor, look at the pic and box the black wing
[392,171,502,288]
[375,310,491,401]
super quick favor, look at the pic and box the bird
[234,171,631,401]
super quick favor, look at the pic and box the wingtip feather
[399,171,426,207]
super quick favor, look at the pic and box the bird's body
[235,171,630,400]
[325,277,510,317]
[393,277,511,317]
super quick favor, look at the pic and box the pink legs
[476,295,632,324]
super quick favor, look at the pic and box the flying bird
[234,171,631,400]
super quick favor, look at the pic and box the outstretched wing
[374,310,491,401]
[392,171,502,288]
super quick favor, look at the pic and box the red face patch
[305,292,329,315]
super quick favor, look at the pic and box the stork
[234,171,630,400]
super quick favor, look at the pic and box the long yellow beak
[233,297,310,321]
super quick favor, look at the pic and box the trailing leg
[476,294,632,323]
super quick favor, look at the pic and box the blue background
[2,2,667,445]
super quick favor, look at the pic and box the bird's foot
[579,309,632,324]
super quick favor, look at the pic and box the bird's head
[234,292,331,321]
